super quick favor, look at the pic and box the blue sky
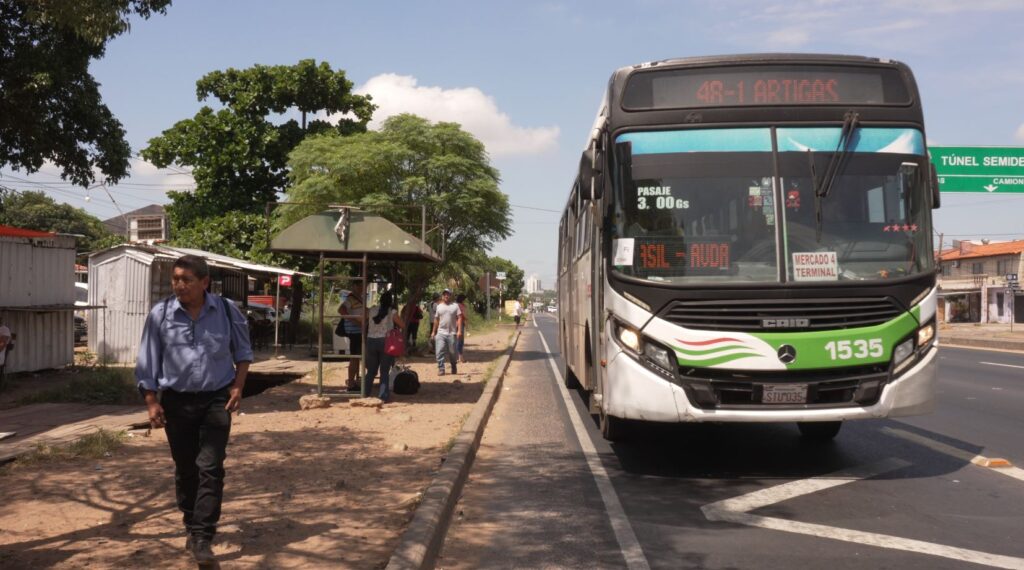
[3,0,1024,288]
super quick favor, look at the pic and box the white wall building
[526,274,542,294]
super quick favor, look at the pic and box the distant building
[937,239,1023,324]
[102,204,170,242]
[526,274,542,294]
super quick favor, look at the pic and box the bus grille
[677,364,890,409]
[661,297,903,331]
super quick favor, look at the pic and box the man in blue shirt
[136,255,253,565]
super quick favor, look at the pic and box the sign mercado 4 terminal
[929,146,1024,193]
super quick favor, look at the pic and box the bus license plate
[762,384,808,404]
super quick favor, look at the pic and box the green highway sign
[929,146,1024,193]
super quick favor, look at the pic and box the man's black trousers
[163,386,232,541]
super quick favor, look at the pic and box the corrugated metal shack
[88,244,298,364]
[0,225,77,373]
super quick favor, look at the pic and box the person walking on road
[513,299,524,327]
[364,290,404,401]
[430,288,462,376]
[135,255,253,566]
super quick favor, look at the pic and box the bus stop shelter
[270,206,441,397]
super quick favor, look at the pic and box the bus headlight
[643,342,676,373]
[893,338,914,367]
[615,322,640,352]
[917,322,935,347]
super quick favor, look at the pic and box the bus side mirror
[930,162,941,209]
[580,148,604,201]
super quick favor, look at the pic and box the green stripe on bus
[673,344,751,357]
[676,351,764,367]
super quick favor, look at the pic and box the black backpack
[392,368,420,395]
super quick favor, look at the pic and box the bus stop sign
[929,146,1024,193]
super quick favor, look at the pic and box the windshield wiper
[811,111,860,242]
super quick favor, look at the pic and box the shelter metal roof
[89,243,307,277]
[269,210,441,262]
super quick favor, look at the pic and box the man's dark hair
[173,254,210,279]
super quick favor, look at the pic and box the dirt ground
[0,328,515,569]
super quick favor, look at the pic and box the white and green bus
[557,54,940,441]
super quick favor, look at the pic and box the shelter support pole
[486,272,491,321]
[360,253,369,398]
[317,253,325,396]
[273,276,281,357]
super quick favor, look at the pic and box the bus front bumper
[603,344,937,423]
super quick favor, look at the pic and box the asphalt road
[441,314,1024,570]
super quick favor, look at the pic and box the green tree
[0,0,170,186]
[488,256,525,302]
[281,114,513,325]
[141,59,375,229]
[169,211,289,267]
[0,189,116,253]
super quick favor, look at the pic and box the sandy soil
[0,328,514,569]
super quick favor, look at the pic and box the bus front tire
[797,421,842,442]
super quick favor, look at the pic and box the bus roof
[612,53,906,77]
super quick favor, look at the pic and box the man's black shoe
[191,538,215,564]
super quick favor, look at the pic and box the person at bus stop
[404,299,424,350]
[427,292,441,352]
[337,280,365,391]
[430,288,462,376]
[364,290,404,401]
[135,255,253,566]
[455,294,468,364]
[0,324,11,368]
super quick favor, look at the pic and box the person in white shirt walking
[430,289,462,376]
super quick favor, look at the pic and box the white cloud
[766,28,812,48]
[1015,123,1024,142]
[352,74,559,157]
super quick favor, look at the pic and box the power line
[510,203,560,213]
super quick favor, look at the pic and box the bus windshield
[610,127,934,284]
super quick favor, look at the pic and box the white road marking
[981,361,1024,370]
[884,427,1024,482]
[702,458,1024,570]
[533,316,651,570]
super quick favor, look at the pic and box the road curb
[942,337,1024,352]
[385,328,523,570]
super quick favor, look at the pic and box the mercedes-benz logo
[777,344,797,364]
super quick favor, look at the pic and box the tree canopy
[141,59,374,228]
[0,0,170,186]
[169,212,287,267]
[281,114,513,313]
[0,188,117,253]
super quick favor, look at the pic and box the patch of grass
[442,411,472,454]
[17,367,139,406]
[6,429,127,469]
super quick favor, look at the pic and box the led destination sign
[623,65,910,110]
[635,237,731,276]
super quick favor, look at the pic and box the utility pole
[485,272,491,321]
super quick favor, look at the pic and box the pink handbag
[385,328,406,357]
